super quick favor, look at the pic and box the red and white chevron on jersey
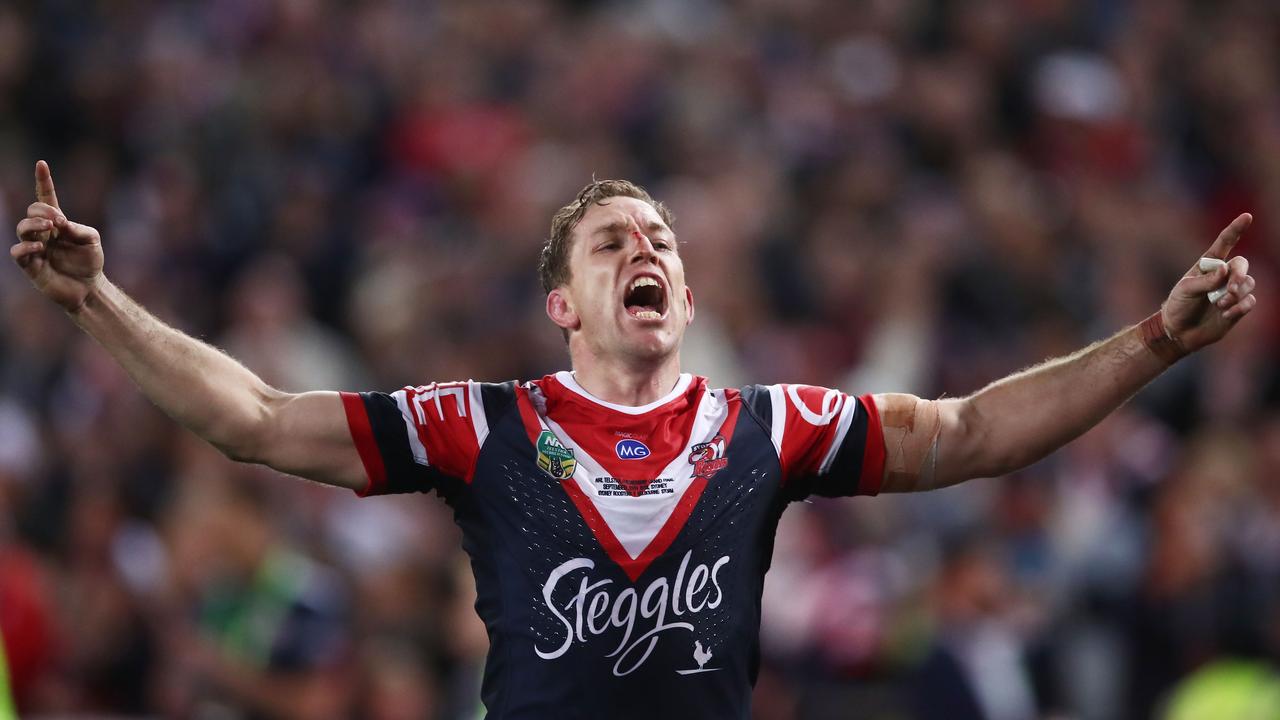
[515,372,742,581]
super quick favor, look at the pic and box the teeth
[630,277,660,291]
[633,310,662,320]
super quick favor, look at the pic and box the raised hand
[11,161,105,313]
[1161,213,1258,352]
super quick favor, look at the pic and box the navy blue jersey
[341,372,886,719]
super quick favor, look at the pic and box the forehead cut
[588,216,674,237]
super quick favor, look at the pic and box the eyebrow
[592,221,627,236]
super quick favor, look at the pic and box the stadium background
[2,0,1279,718]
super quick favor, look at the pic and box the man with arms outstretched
[11,161,1259,718]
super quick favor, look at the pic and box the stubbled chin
[615,324,673,357]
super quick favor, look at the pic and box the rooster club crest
[688,434,728,480]
[536,431,577,479]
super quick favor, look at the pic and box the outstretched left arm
[876,213,1257,492]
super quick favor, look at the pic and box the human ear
[546,288,580,331]
[684,286,695,327]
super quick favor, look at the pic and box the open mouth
[623,275,668,320]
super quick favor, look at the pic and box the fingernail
[1230,284,1239,293]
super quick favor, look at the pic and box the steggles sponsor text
[534,549,730,676]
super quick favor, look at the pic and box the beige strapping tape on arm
[877,393,942,492]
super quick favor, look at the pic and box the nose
[629,229,658,263]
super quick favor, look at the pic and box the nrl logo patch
[536,431,577,479]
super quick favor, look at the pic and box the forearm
[16,163,363,487]
[71,279,282,462]
[947,321,1167,481]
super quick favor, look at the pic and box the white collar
[554,371,693,415]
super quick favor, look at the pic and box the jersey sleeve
[340,381,493,496]
[743,384,886,499]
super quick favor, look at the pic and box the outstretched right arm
[11,161,366,491]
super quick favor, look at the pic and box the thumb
[52,216,100,245]
[1179,263,1226,296]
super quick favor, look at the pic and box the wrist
[67,276,112,321]
[1140,308,1188,366]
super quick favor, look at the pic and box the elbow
[210,385,286,466]
[213,439,260,465]
[209,428,266,465]
[946,398,1021,481]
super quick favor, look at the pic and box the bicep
[257,390,367,491]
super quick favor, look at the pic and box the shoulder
[735,382,866,423]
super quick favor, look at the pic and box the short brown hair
[538,180,675,294]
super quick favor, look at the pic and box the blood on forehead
[591,216,670,238]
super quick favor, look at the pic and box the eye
[653,239,673,251]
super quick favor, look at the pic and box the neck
[567,348,683,407]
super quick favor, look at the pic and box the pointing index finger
[1204,212,1252,260]
[35,160,59,210]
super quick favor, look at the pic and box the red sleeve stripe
[817,394,857,475]
[341,391,386,497]
[775,384,851,482]
[400,382,483,484]
[857,394,886,496]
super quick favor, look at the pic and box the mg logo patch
[537,431,577,479]
[615,438,651,460]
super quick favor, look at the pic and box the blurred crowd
[2,0,1280,718]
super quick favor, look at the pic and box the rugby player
[11,162,1258,718]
